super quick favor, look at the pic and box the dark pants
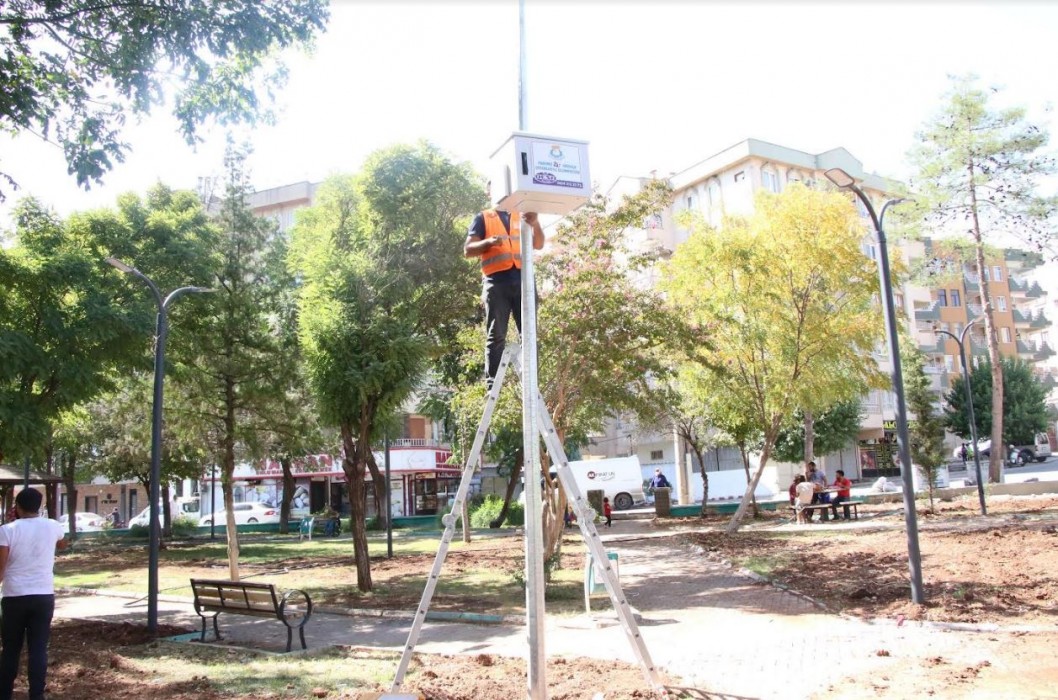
[484,280,523,384]
[0,594,55,700]
[831,495,851,520]
[811,492,831,521]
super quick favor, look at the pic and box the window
[894,293,904,309]
[950,290,961,307]
[993,266,1003,282]
[983,267,991,282]
[733,170,746,183]
[650,449,664,461]
[954,322,963,336]
[685,194,696,211]
[761,167,781,193]
[1001,327,1012,343]
[997,296,1007,312]
[944,355,955,372]
[937,290,948,306]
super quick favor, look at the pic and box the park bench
[190,578,313,652]
[297,515,341,541]
[790,500,864,522]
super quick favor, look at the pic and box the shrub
[128,524,149,539]
[171,516,199,539]
[469,495,524,529]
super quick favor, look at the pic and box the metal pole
[385,433,393,558]
[949,321,987,514]
[106,257,211,633]
[518,0,528,131]
[868,195,925,605]
[520,216,547,699]
[147,304,167,632]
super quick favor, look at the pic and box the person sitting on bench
[794,476,815,524]
[830,470,853,520]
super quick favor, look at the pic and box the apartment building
[587,138,1054,498]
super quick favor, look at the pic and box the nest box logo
[587,470,597,480]
[549,145,564,159]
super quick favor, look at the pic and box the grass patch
[123,641,397,696]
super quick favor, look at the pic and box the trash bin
[653,486,672,517]
[583,551,619,613]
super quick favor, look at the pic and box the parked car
[199,502,281,526]
[57,512,107,533]
[953,433,1052,465]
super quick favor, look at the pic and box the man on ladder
[463,187,545,389]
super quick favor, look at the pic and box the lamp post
[106,257,212,632]
[934,319,987,515]
[824,168,925,604]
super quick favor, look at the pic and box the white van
[558,456,647,511]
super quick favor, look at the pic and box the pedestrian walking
[0,488,67,700]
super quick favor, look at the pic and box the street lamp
[934,318,987,515]
[106,257,212,632]
[824,168,925,605]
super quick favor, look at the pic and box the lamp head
[105,257,134,273]
[824,168,856,189]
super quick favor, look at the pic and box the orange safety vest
[479,210,521,276]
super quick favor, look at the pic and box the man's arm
[523,212,545,250]
[464,236,501,258]
[0,545,8,583]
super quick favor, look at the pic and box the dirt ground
[691,493,1058,626]
[39,620,662,700]
[31,492,1058,699]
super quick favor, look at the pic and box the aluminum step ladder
[390,343,662,693]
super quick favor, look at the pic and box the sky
[3,0,1058,227]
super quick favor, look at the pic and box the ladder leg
[533,394,664,691]
[390,345,518,691]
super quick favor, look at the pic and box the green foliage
[469,495,524,529]
[662,184,887,531]
[903,345,948,509]
[171,516,200,539]
[0,0,329,196]
[944,357,1048,445]
[128,524,150,539]
[0,188,215,463]
[908,75,1057,255]
[772,399,865,464]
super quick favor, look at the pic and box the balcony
[963,272,980,291]
[914,300,941,322]
[967,303,984,317]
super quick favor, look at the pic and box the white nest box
[490,132,590,216]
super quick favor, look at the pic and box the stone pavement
[54,525,1058,699]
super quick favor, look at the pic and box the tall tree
[290,143,482,591]
[179,144,293,580]
[903,345,948,512]
[0,0,329,196]
[944,357,1048,447]
[909,75,1057,482]
[772,399,864,464]
[662,184,886,533]
[503,179,685,559]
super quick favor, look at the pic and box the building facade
[586,138,1054,498]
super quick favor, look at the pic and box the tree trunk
[162,483,172,538]
[727,420,782,533]
[279,456,295,534]
[968,162,1004,483]
[365,451,387,529]
[803,410,815,464]
[64,453,77,541]
[739,444,759,519]
[223,377,240,580]
[489,452,523,528]
[689,444,709,517]
[342,422,373,591]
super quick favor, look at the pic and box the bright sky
[3,0,1058,226]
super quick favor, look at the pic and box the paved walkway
[54,524,1058,699]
